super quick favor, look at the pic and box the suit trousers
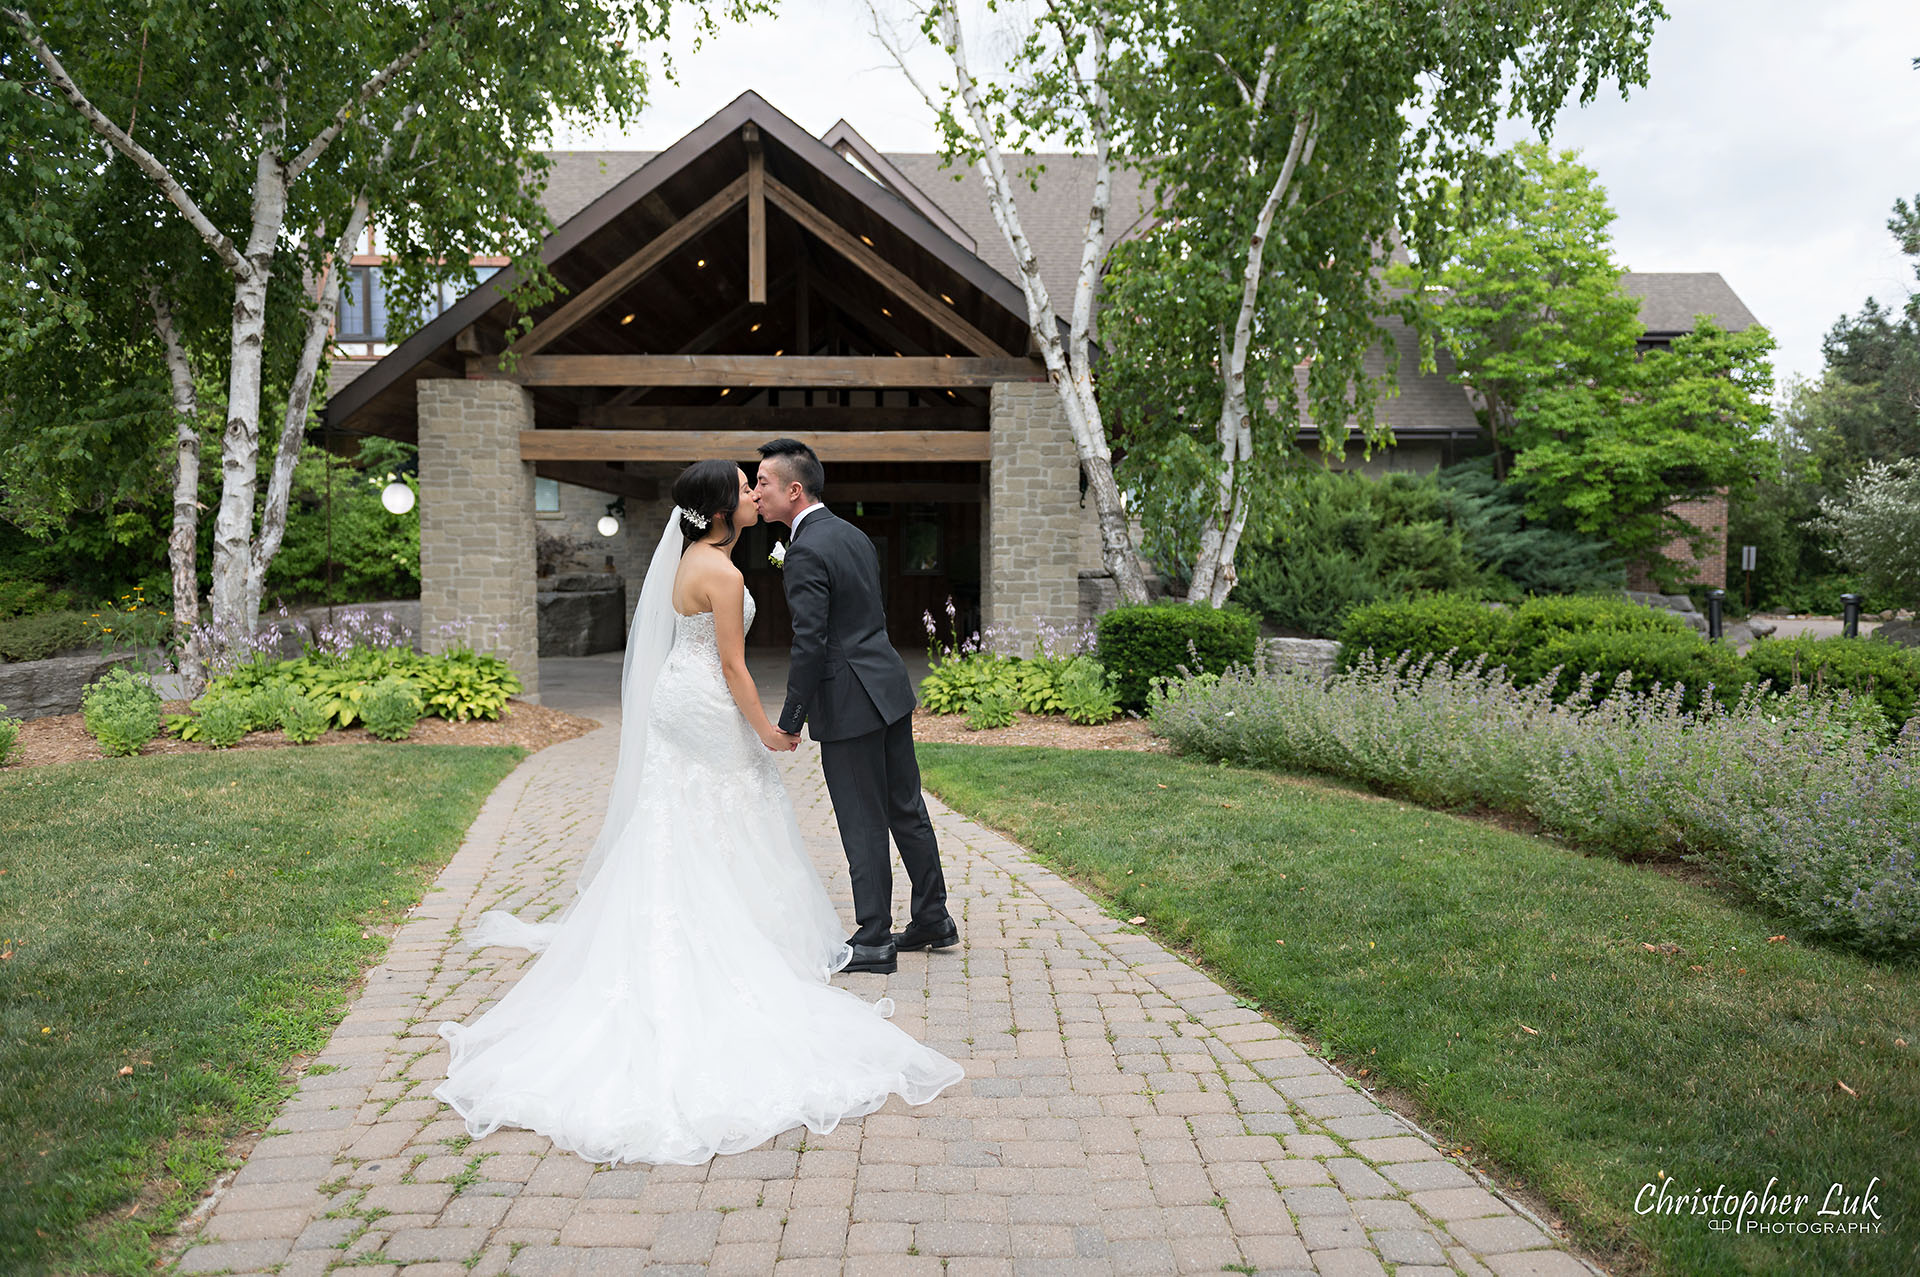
[817,711,951,947]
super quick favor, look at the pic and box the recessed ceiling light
[749,322,761,332]
[719,388,730,396]
[939,293,954,305]
[619,313,635,325]
[860,234,874,246]
[696,258,706,268]
[773,349,784,357]
[880,307,891,317]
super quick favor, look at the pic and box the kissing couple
[433,437,965,1166]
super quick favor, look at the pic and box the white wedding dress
[435,574,963,1166]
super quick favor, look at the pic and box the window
[534,477,561,515]
[902,510,943,575]
[336,265,497,343]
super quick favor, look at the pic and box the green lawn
[919,745,1919,1277]
[0,744,522,1276]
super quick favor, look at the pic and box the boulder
[1265,638,1341,678]
[0,649,138,720]
[538,576,627,657]
[1876,616,1920,649]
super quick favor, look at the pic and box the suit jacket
[776,507,917,741]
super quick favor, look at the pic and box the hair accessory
[676,505,710,530]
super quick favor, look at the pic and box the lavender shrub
[1148,659,1920,956]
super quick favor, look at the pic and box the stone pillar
[418,379,540,701]
[987,381,1084,649]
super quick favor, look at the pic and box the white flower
[769,541,787,569]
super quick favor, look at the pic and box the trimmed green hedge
[1334,594,1506,673]
[1098,602,1259,709]
[1744,636,1920,728]
[1537,629,1747,710]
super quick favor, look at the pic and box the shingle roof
[1297,318,1480,440]
[1619,272,1759,336]
[540,151,656,227]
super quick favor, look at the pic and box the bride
[434,460,964,1166]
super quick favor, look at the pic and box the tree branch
[2,4,246,276]
[285,12,448,182]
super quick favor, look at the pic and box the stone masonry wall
[418,379,541,700]
[988,381,1084,648]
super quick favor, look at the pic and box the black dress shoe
[843,941,897,974]
[892,917,960,952]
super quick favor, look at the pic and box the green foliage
[1097,603,1258,709]
[1500,594,1692,682]
[276,691,330,745]
[1058,659,1120,725]
[0,704,20,766]
[1814,459,1920,613]
[0,610,96,662]
[1744,636,1920,728]
[216,646,519,730]
[1335,594,1506,672]
[1234,469,1491,637]
[0,579,77,620]
[964,686,1018,731]
[919,653,1018,717]
[263,440,421,604]
[360,675,423,741]
[1400,143,1645,472]
[192,693,254,749]
[1434,458,1627,598]
[1510,320,1777,564]
[1537,630,1747,711]
[80,667,161,757]
[1098,1,1661,586]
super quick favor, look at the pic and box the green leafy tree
[1097,0,1664,605]
[1395,143,1644,480]
[1509,319,1775,564]
[1,0,750,676]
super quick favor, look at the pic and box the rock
[1876,616,1920,649]
[0,649,139,720]
[1265,638,1340,678]
[538,582,628,656]
[1746,616,1777,638]
[1078,571,1120,626]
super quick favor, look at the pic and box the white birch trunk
[1186,112,1315,605]
[148,282,207,692]
[208,148,290,637]
[927,3,1149,604]
[247,197,369,620]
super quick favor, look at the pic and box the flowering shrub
[1815,457,1920,612]
[1148,653,1920,956]
[1743,635,1920,728]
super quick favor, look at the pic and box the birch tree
[869,0,1150,605]
[1,0,742,667]
[1102,0,1667,605]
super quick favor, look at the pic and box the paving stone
[174,675,1590,1277]
[1309,1247,1389,1276]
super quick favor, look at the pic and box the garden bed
[909,705,1166,751]
[4,697,596,769]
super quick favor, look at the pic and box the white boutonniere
[769,541,787,569]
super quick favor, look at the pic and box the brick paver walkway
[173,668,1595,1277]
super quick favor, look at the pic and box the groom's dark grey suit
[776,505,951,947]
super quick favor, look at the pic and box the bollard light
[1706,588,1725,642]
[1841,593,1862,639]
[380,479,415,515]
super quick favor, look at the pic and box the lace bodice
[671,591,756,670]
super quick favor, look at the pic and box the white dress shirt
[789,501,825,537]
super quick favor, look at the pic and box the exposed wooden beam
[522,429,992,462]
[532,460,660,501]
[763,174,1011,358]
[808,268,989,410]
[601,269,797,411]
[830,482,986,503]
[471,354,1043,388]
[581,404,983,429]
[507,173,750,358]
[744,123,766,305]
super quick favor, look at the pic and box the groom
[753,437,958,975]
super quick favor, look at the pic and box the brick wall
[987,382,1085,648]
[1627,489,1729,591]
[418,379,541,699]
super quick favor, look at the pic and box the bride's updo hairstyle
[672,459,743,549]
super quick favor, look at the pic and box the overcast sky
[562,0,1920,396]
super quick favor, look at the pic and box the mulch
[2,698,601,770]
[909,707,1169,752]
